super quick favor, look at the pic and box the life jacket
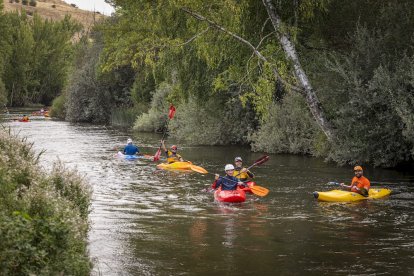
[166,150,182,163]
[233,167,253,181]
[124,144,139,155]
[351,176,370,190]
[213,175,239,191]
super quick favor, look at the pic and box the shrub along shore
[0,127,92,275]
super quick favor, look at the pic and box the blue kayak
[117,151,141,160]
[116,152,154,160]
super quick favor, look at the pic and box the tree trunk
[262,0,335,142]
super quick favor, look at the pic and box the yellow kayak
[313,188,391,202]
[156,161,207,174]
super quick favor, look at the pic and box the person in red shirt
[340,166,370,196]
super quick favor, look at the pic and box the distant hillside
[4,0,107,32]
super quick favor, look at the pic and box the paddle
[328,181,368,197]
[154,104,176,161]
[233,155,270,178]
[188,163,208,174]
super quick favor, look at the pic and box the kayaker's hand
[215,174,219,180]
[339,183,345,187]
[241,168,247,173]
[237,182,244,186]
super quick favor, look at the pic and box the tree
[102,0,334,140]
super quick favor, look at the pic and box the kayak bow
[214,187,246,203]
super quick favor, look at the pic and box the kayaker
[161,140,183,163]
[21,115,29,122]
[233,156,254,181]
[212,164,244,190]
[340,165,370,196]
[123,138,139,155]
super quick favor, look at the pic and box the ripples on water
[5,116,414,275]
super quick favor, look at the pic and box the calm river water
[6,115,414,275]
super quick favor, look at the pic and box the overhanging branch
[180,7,302,93]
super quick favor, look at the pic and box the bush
[0,129,92,274]
[50,93,66,119]
[249,93,323,155]
[170,95,256,145]
[22,0,28,5]
[47,162,92,219]
[29,0,36,7]
[110,105,147,128]
[133,82,173,132]
[320,26,414,166]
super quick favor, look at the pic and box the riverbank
[0,126,92,274]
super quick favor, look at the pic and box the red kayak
[214,187,246,203]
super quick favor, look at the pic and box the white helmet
[127,138,132,144]
[224,164,235,171]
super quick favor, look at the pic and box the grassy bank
[0,127,92,275]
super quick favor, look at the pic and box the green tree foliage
[0,12,80,107]
[29,15,81,105]
[305,1,414,166]
[76,0,414,166]
[65,38,110,123]
[65,31,136,123]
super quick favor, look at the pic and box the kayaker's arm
[339,183,354,189]
[212,174,221,189]
[340,183,363,193]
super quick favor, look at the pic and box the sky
[63,0,115,16]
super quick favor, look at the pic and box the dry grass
[4,0,107,34]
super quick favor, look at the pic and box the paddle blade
[250,185,269,197]
[153,148,161,161]
[168,104,176,119]
[190,165,208,174]
[328,182,340,186]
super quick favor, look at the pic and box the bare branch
[174,27,210,47]
[180,7,302,93]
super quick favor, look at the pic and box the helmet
[224,164,235,171]
[171,145,178,150]
[127,138,132,144]
[354,165,363,171]
[235,157,242,162]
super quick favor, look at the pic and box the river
[5,115,414,275]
